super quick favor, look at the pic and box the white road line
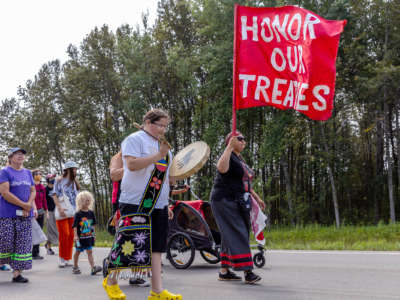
[269,250,400,255]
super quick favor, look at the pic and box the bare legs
[151,252,163,293]
[73,249,95,268]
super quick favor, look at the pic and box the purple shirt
[0,166,34,218]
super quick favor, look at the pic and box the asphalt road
[0,247,399,300]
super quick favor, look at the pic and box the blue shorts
[75,244,93,252]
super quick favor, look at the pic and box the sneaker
[33,255,44,260]
[218,270,242,281]
[129,278,150,287]
[244,271,261,284]
[47,248,55,255]
[0,264,11,271]
[59,258,66,268]
[91,265,102,275]
[64,260,72,267]
[12,274,29,283]
[148,289,182,300]
[72,266,81,274]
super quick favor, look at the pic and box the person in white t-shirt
[103,109,182,300]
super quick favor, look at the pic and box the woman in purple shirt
[0,148,36,283]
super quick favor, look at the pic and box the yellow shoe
[102,277,108,290]
[103,280,126,300]
[148,289,182,300]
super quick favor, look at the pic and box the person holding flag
[210,131,265,284]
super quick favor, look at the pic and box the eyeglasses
[152,122,169,130]
[237,136,245,142]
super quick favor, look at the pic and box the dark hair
[32,169,41,175]
[142,109,170,124]
[225,131,243,145]
[62,168,81,190]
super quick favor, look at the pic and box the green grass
[95,229,114,247]
[94,223,400,251]
[262,223,400,251]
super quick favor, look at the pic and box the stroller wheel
[102,257,109,278]
[253,252,265,268]
[167,232,195,269]
[200,250,220,264]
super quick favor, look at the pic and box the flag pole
[232,3,238,135]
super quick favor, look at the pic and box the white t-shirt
[119,130,171,209]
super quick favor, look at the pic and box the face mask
[34,175,42,181]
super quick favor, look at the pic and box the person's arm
[250,188,266,210]
[43,188,48,211]
[0,181,31,211]
[110,153,124,182]
[168,207,174,220]
[170,185,190,195]
[92,225,96,241]
[27,186,37,217]
[125,141,169,171]
[72,214,79,241]
[92,212,96,240]
[31,199,38,218]
[52,181,66,218]
[216,136,238,174]
[73,227,78,241]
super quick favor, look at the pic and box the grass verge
[94,223,400,251]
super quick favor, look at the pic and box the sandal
[72,267,81,274]
[148,289,182,300]
[103,277,126,300]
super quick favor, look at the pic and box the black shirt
[211,152,245,201]
[72,210,96,248]
[45,186,56,212]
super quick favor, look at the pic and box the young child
[72,191,102,275]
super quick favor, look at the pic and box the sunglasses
[152,122,169,130]
[237,136,245,142]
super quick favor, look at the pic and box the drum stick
[133,122,172,149]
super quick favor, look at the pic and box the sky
[0,0,159,101]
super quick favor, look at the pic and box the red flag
[233,5,346,121]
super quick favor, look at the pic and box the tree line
[1,0,400,228]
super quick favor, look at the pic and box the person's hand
[168,207,174,220]
[73,235,78,242]
[258,200,266,211]
[112,213,119,229]
[21,201,32,212]
[33,209,38,218]
[46,211,50,219]
[22,210,30,217]
[159,140,170,158]
[58,206,66,218]
[227,135,240,150]
[252,191,266,210]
